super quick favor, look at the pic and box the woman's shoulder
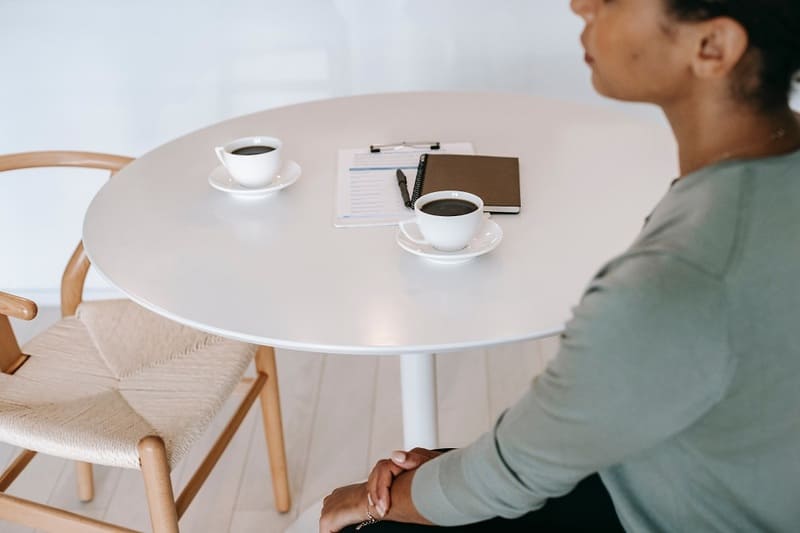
[631,148,800,278]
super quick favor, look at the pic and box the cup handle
[398,220,428,244]
[214,146,226,166]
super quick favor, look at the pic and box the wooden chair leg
[254,346,291,512]
[75,462,94,502]
[138,436,179,533]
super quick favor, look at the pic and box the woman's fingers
[390,450,408,464]
[367,459,403,517]
[367,448,444,517]
[392,447,441,468]
[375,459,402,515]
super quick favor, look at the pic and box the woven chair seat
[0,299,255,470]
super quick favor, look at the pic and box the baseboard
[2,287,127,308]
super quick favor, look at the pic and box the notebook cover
[412,154,521,213]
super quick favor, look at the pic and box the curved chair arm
[0,292,36,373]
[0,151,133,173]
[0,291,38,321]
[62,242,92,317]
[0,151,135,317]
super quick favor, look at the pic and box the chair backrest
[0,151,133,318]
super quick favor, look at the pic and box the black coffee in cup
[231,145,276,156]
[420,198,479,217]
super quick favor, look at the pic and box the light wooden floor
[3,307,560,532]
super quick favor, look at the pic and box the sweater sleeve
[411,252,736,525]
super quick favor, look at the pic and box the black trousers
[341,471,625,532]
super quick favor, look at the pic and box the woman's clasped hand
[319,448,441,533]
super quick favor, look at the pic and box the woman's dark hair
[665,0,800,110]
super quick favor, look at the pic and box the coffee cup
[214,136,282,188]
[399,190,484,251]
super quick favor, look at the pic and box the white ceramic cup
[400,190,484,251]
[214,136,282,188]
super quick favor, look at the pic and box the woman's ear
[690,17,749,79]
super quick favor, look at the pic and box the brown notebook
[411,154,521,213]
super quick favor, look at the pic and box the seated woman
[321,0,800,531]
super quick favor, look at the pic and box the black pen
[396,169,413,208]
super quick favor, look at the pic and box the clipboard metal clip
[369,141,441,153]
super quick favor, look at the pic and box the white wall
[1,1,796,302]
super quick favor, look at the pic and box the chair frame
[0,152,290,532]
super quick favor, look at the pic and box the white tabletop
[83,92,677,356]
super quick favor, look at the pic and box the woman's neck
[663,98,800,177]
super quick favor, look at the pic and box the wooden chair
[0,152,291,532]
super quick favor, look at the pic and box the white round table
[82,92,677,449]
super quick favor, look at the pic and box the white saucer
[208,160,301,197]
[396,218,503,264]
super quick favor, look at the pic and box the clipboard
[334,141,474,227]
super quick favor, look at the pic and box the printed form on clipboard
[334,141,474,227]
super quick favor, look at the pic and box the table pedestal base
[400,352,438,450]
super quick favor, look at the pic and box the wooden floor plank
[101,466,158,531]
[235,349,323,518]
[176,407,258,533]
[0,443,20,472]
[230,509,299,533]
[46,462,123,513]
[286,499,324,533]
[367,356,403,467]
[298,355,378,511]
[436,349,492,449]
[0,452,69,533]
[485,339,547,422]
